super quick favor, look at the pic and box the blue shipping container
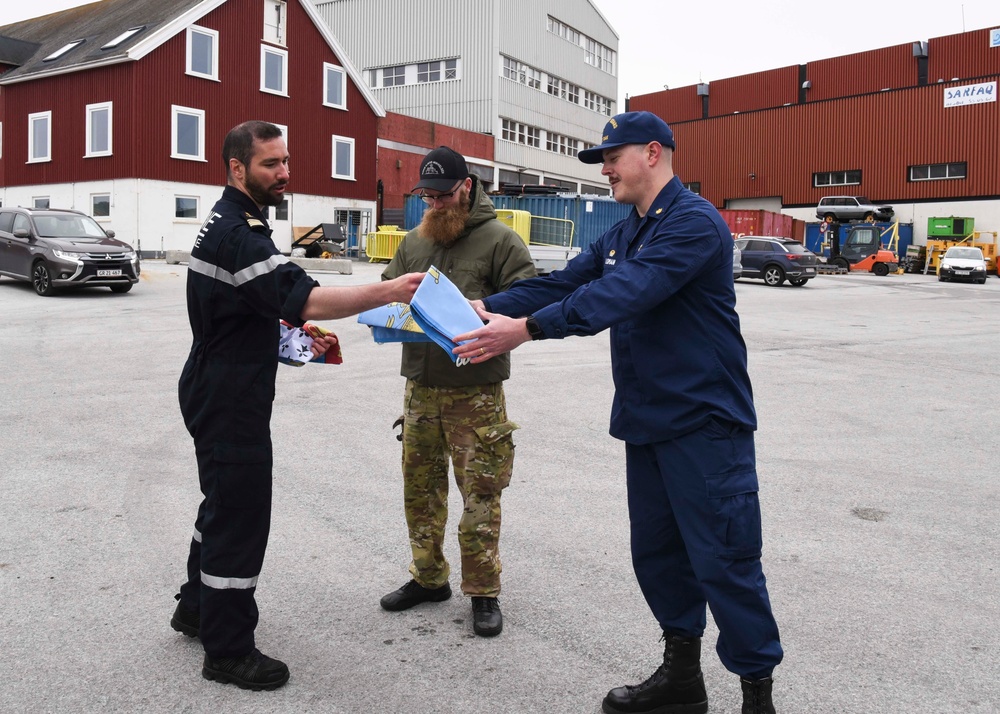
[404,194,630,250]
[804,222,913,259]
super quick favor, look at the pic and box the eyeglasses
[418,183,462,205]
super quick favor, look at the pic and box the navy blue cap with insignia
[578,111,676,164]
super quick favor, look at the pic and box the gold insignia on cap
[602,135,609,141]
[609,118,618,129]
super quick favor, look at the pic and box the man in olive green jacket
[379,146,536,637]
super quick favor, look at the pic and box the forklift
[821,222,899,276]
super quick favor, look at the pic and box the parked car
[0,207,139,296]
[734,236,818,286]
[816,196,894,223]
[938,246,987,284]
[733,242,743,279]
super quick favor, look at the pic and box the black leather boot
[741,676,776,714]
[602,634,708,714]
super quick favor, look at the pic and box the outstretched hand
[452,304,531,364]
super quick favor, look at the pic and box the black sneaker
[170,594,199,638]
[380,580,452,611]
[471,597,502,637]
[202,649,289,691]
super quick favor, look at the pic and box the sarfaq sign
[944,81,996,108]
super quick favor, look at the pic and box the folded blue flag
[357,266,483,365]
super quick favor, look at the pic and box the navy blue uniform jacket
[179,186,318,444]
[484,176,756,445]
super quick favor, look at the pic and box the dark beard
[418,193,470,246]
[245,172,286,207]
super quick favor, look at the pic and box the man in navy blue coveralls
[172,121,423,691]
[454,112,782,714]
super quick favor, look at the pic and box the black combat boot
[602,634,708,714]
[380,579,452,611]
[203,648,289,691]
[740,676,776,714]
[170,593,199,638]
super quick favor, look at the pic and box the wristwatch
[525,316,545,341]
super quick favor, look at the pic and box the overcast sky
[6,0,1000,108]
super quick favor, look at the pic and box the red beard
[418,191,471,246]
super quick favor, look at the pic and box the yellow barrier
[926,232,998,273]
[365,225,407,262]
[496,210,531,245]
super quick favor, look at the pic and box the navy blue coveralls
[177,186,317,659]
[484,176,783,678]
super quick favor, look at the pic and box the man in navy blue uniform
[454,112,782,714]
[171,121,423,691]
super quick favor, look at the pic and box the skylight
[43,40,84,61]
[102,26,146,50]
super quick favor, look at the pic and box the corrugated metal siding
[806,45,917,101]
[928,27,1000,83]
[709,67,799,116]
[671,81,1000,208]
[629,87,703,123]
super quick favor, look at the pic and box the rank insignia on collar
[655,208,663,215]
[609,249,616,257]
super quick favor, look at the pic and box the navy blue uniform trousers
[178,359,275,660]
[626,417,783,679]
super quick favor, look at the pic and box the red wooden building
[0,0,385,253]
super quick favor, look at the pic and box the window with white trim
[271,122,288,149]
[171,105,205,161]
[324,63,347,109]
[584,90,613,116]
[263,0,287,45]
[0,121,4,159]
[85,102,112,157]
[547,76,579,103]
[545,132,580,157]
[175,196,199,219]
[186,26,218,80]
[261,45,288,95]
[909,162,966,181]
[92,193,111,217]
[369,59,460,88]
[332,135,355,179]
[814,170,861,187]
[28,111,52,163]
[381,65,405,87]
[501,118,540,148]
[33,197,50,209]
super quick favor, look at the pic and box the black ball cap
[413,146,469,192]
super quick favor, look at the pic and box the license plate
[955,270,970,275]
[97,269,122,277]
[805,268,815,274]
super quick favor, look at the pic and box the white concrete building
[315,0,619,194]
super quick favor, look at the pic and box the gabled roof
[0,0,384,116]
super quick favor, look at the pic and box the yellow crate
[365,225,407,262]
[495,209,531,245]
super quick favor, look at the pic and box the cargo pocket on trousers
[705,469,763,559]
[212,442,273,509]
[470,421,519,493]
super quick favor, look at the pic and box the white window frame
[0,121,3,159]
[260,45,289,96]
[85,102,113,158]
[323,63,347,109]
[171,105,206,162]
[271,122,288,150]
[174,195,200,221]
[28,111,52,164]
[331,135,355,180]
[91,193,111,219]
[186,26,219,81]
[263,0,287,46]
[33,197,51,209]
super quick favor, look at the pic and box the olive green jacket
[382,179,536,387]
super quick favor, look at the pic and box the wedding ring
[480,347,486,356]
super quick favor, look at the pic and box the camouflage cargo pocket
[469,421,519,493]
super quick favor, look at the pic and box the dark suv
[816,196,894,223]
[0,207,139,295]
[734,236,818,286]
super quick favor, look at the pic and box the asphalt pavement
[1,261,997,713]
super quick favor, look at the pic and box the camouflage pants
[400,380,518,597]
